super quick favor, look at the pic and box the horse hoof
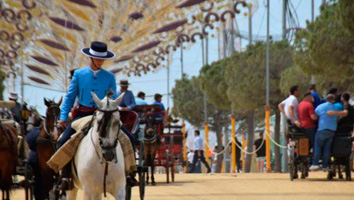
[152,182,156,186]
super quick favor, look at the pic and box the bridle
[41,105,60,146]
[91,107,121,163]
[143,115,157,144]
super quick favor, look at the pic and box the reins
[88,108,121,198]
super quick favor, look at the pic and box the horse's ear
[57,96,63,106]
[44,98,50,107]
[91,92,103,108]
[112,92,125,108]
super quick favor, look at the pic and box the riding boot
[58,163,73,191]
[126,171,139,187]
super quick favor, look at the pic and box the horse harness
[37,105,60,150]
[85,107,122,198]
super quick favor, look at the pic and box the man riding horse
[57,41,138,190]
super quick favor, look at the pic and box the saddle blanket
[47,116,136,173]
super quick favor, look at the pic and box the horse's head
[91,91,124,162]
[27,106,43,132]
[144,115,156,138]
[43,97,62,136]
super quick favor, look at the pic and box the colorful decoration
[1,0,253,91]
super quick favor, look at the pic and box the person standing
[189,130,211,173]
[278,86,301,127]
[116,80,136,111]
[309,84,321,108]
[310,94,340,171]
[328,88,344,110]
[8,92,22,123]
[298,92,318,149]
[235,137,242,173]
[135,91,147,105]
[327,93,353,135]
[254,132,266,173]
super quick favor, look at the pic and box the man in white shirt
[188,130,211,173]
[278,85,301,127]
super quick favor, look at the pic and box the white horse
[67,92,126,200]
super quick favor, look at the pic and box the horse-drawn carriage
[133,105,184,184]
[0,100,35,200]
[287,121,311,181]
[287,121,353,181]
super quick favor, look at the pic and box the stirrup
[126,174,139,187]
[58,178,74,191]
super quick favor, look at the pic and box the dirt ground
[5,172,354,200]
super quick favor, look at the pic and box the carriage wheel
[288,147,295,181]
[125,184,132,200]
[24,162,34,200]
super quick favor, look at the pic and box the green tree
[294,2,354,91]
[280,65,311,96]
[200,60,231,111]
[225,41,294,172]
[172,75,230,173]
[199,60,231,172]
[338,0,354,35]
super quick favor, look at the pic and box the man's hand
[327,111,334,116]
[120,107,131,111]
[198,151,201,158]
[294,120,301,128]
[58,120,67,128]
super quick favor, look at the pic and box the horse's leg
[146,165,149,185]
[6,189,10,200]
[146,154,150,185]
[83,187,101,200]
[151,158,156,185]
[114,183,126,200]
[66,187,78,200]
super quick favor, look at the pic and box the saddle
[47,116,136,173]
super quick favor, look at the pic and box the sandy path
[5,172,354,200]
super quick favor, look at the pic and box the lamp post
[265,0,271,173]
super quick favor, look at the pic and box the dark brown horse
[143,115,160,185]
[0,121,18,200]
[35,98,62,200]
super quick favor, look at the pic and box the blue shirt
[315,102,340,131]
[135,98,147,105]
[311,91,321,108]
[60,66,117,121]
[152,101,165,118]
[117,90,136,109]
[334,102,344,111]
[152,101,165,111]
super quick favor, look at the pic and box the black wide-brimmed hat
[81,41,115,59]
[119,80,130,86]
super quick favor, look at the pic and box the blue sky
[4,0,324,117]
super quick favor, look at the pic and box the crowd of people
[278,85,353,171]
